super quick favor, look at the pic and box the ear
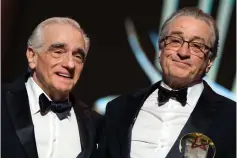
[158,51,162,63]
[158,49,161,57]
[205,59,214,73]
[158,41,164,59]
[26,47,37,70]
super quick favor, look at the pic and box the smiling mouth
[173,60,191,68]
[56,72,73,79]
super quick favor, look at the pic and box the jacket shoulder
[74,99,103,122]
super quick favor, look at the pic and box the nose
[61,54,75,69]
[177,42,190,57]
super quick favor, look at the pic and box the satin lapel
[118,82,161,158]
[166,81,219,158]
[5,77,38,158]
[74,101,95,158]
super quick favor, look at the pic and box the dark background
[2,0,236,108]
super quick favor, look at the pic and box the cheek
[36,58,49,74]
[160,50,168,61]
[190,59,206,75]
[160,52,173,68]
[38,58,57,81]
[74,65,84,79]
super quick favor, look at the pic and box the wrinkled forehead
[166,16,213,44]
[41,23,85,51]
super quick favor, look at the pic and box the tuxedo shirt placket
[130,82,204,158]
[25,77,81,158]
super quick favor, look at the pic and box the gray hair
[159,7,219,60]
[27,17,90,53]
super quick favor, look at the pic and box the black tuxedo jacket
[1,75,103,158]
[98,81,236,158]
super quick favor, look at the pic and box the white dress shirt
[131,82,204,158]
[25,77,81,158]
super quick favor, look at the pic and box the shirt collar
[160,81,204,106]
[25,77,52,115]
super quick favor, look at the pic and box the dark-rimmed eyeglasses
[160,36,212,58]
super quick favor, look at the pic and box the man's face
[159,16,214,88]
[27,24,86,100]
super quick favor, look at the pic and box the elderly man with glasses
[2,17,102,158]
[98,7,236,158]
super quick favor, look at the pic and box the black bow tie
[39,93,72,120]
[158,85,187,106]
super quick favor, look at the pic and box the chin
[172,74,191,81]
[172,71,189,77]
[54,84,73,93]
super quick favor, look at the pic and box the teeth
[58,73,71,78]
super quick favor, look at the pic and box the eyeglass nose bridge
[179,39,191,50]
[174,39,192,54]
[60,53,76,68]
[64,52,74,61]
[177,40,206,58]
[56,51,74,62]
[59,51,84,64]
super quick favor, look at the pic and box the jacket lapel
[5,75,38,158]
[166,81,219,158]
[73,100,96,158]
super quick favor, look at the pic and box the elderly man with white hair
[2,17,102,158]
